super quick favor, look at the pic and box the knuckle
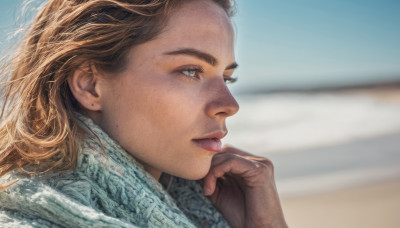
[263,158,274,170]
[209,168,220,178]
[257,159,274,175]
[210,170,218,178]
[226,156,237,166]
[221,152,239,162]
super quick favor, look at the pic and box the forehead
[151,0,235,59]
[167,0,233,29]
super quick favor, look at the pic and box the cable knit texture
[0,113,229,227]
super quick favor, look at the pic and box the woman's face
[97,0,239,180]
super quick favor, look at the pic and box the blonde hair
[0,0,234,185]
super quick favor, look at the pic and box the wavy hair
[0,0,234,187]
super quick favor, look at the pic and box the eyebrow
[164,48,238,70]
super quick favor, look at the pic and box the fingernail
[204,186,211,196]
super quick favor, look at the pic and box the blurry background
[227,1,400,228]
[1,0,400,227]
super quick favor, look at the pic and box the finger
[222,144,250,156]
[202,153,235,195]
[209,153,264,176]
[209,152,238,168]
[203,154,267,196]
[222,145,273,167]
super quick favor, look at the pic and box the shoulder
[0,172,135,227]
[0,207,60,228]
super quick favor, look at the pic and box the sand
[280,178,400,228]
[335,83,400,104]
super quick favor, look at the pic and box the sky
[232,0,400,93]
[1,0,400,93]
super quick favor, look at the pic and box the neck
[136,158,162,181]
[144,166,162,181]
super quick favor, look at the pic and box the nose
[205,80,239,119]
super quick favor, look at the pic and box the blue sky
[1,0,400,93]
[232,0,400,92]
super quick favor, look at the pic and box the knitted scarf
[0,114,229,227]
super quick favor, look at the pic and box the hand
[202,145,288,228]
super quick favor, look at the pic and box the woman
[0,0,287,227]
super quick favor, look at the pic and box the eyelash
[180,67,203,79]
[224,76,237,84]
[178,66,237,84]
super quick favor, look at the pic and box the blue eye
[224,76,238,84]
[177,66,237,84]
[179,67,203,79]
[181,69,199,78]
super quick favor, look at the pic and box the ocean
[223,90,400,197]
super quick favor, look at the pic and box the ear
[67,63,103,111]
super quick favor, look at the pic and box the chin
[181,171,208,180]
[174,160,212,180]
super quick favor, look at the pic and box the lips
[192,138,222,152]
[192,131,227,152]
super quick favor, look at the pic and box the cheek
[102,73,213,180]
[149,73,201,120]
[107,72,203,146]
[144,82,204,138]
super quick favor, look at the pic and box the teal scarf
[0,114,229,227]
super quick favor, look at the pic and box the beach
[281,178,400,228]
[224,84,400,227]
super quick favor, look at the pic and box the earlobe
[67,63,103,111]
